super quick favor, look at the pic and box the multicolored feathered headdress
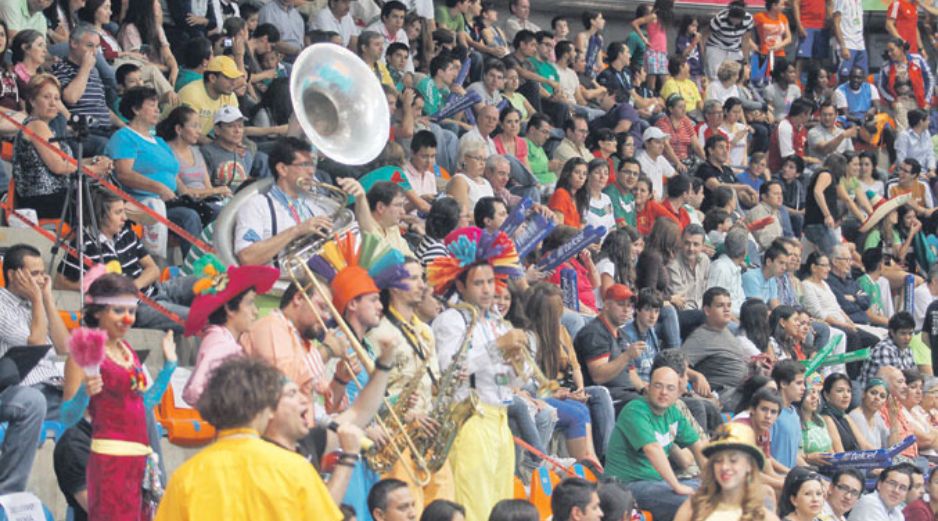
[427,227,522,296]
[306,232,409,314]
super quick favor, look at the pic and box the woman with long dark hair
[635,217,683,348]
[524,283,612,467]
[548,157,589,228]
[821,373,875,452]
[594,227,635,297]
[738,298,772,357]
[118,0,178,87]
[769,305,806,361]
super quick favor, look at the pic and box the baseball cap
[604,284,634,303]
[214,105,245,125]
[205,56,244,79]
[642,127,668,142]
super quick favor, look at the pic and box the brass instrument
[284,256,432,486]
[505,331,560,399]
[412,302,481,473]
[213,43,389,267]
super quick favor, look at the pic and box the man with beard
[365,258,453,513]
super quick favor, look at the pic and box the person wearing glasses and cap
[673,422,779,521]
[848,463,912,521]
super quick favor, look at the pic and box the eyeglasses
[834,483,862,499]
[464,154,485,161]
[883,479,910,493]
[815,263,831,268]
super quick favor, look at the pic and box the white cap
[643,126,668,141]
[213,105,245,125]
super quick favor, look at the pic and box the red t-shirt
[888,0,920,53]
[548,188,583,228]
[798,0,827,29]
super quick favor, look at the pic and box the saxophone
[412,302,481,473]
[365,351,432,477]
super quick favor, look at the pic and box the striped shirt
[706,9,755,51]
[57,226,157,297]
[51,59,112,129]
[0,288,63,387]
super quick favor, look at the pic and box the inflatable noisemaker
[801,334,842,377]
[69,327,107,376]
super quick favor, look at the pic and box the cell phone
[224,38,233,48]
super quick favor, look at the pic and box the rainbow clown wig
[427,227,523,297]
[306,232,410,314]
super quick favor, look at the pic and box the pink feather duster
[69,327,107,376]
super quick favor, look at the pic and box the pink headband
[85,296,139,307]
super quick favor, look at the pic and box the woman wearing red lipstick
[60,272,178,520]
[674,422,778,521]
[779,468,825,521]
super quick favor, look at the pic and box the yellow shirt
[155,429,342,521]
[660,78,702,111]
[177,80,240,135]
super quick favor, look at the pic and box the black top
[805,170,842,226]
[696,161,738,212]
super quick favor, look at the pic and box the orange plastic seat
[529,466,562,520]
[155,383,215,447]
[513,475,527,500]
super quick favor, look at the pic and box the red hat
[604,284,634,302]
[184,265,280,336]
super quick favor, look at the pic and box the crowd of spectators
[4,0,938,519]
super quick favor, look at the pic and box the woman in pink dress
[61,272,177,521]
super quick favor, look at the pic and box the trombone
[284,255,432,487]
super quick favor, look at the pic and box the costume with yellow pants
[425,226,525,521]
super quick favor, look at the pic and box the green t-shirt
[416,76,449,116]
[525,138,555,185]
[625,31,648,72]
[863,228,901,252]
[435,6,466,34]
[529,57,559,95]
[605,398,699,483]
[603,184,635,228]
[175,68,203,91]
[857,274,885,316]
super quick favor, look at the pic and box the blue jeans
[507,395,556,470]
[584,386,614,458]
[838,49,870,79]
[135,275,198,334]
[0,385,45,493]
[655,305,682,349]
[804,223,840,256]
[166,205,203,258]
[628,478,699,521]
[545,398,590,438]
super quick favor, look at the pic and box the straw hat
[703,422,765,469]
[859,193,912,233]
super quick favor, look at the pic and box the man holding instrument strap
[365,257,454,515]
[428,226,526,521]
[233,137,371,268]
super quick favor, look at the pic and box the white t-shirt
[556,66,580,106]
[705,81,741,104]
[833,0,865,51]
[636,150,677,199]
[309,8,360,47]
[914,284,938,329]
[587,193,616,237]
[721,122,749,168]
